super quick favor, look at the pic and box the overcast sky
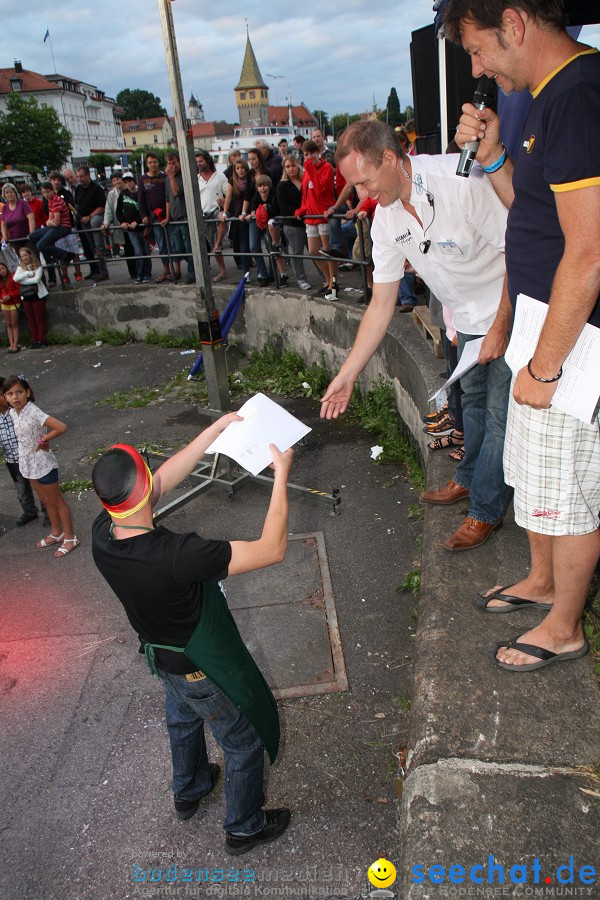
[5,2,600,124]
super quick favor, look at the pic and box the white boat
[211,124,296,170]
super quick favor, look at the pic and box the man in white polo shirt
[195,150,228,281]
[320,119,511,551]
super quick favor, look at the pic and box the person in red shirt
[0,261,21,352]
[29,182,74,268]
[295,140,337,297]
[20,184,45,230]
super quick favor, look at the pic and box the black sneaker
[279,274,289,287]
[174,763,221,821]
[16,512,38,527]
[225,808,291,856]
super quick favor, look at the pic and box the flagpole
[44,29,58,74]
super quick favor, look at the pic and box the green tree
[125,148,168,176]
[384,87,403,128]
[116,89,167,119]
[330,113,361,140]
[311,110,330,136]
[0,94,71,171]
[89,153,119,173]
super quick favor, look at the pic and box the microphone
[455,75,497,178]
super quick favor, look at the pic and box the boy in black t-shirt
[91,414,293,855]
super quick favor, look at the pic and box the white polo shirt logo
[395,228,412,245]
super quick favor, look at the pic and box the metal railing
[2,212,372,298]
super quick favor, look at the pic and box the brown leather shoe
[421,479,469,506]
[443,516,502,551]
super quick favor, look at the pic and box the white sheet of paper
[206,393,311,476]
[428,337,484,402]
[505,294,600,423]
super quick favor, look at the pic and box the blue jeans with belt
[158,668,266,835]
[453,331,513,524]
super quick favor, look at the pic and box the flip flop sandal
[213,273,228,283]
[37,532,64,548]
[474,585,553,613]
[449,445,465,461]
[495,636,589,671]
[155,273,173,283]
[54,536,80,558]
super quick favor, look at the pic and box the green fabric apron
[142,580,280,763]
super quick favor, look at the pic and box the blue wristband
[482,145,507,174]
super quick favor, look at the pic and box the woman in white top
[3,374,78,557]
[13,246,49,349]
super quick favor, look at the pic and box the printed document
[428,337,484,402]
[505,294,600,423]
[206,393,311,475]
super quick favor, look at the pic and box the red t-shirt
[28,196,46,229]
[0,273,20,305]
[48,194,71,228]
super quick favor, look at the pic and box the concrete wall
[45,282,442,458]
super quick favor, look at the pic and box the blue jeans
[234,220,251,276]
[441,330,463,433]
[127,229,152,279]
[328,205,349,255]
[167,222,195,278]
[454,331,513,524]
[249,220,270,279]
[158,669,266,835]
[30,225,72,262]
[152,223,171,268]
[398,272,417,308]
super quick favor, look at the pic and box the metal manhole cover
[228,532,348,699]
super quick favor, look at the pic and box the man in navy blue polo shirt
[447,0,600,671]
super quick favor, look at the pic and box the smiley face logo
[368,858,397,888]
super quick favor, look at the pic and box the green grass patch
[98,367,210,409]
[348,377,425,490]
[47,326,135,347]
[393,695,411,712]
[99,386,163,409]
[396,570,421,596]
[230,341,330,399]
[61,479,93,493]
[583,584,600,681]
[144,329,200,349]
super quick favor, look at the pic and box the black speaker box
[410,23,476,144]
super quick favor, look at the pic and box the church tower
[234,29,269,127]
[188,92,205,125]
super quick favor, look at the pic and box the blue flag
[43,29,50,43]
